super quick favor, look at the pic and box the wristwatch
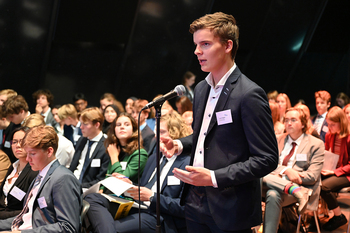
[149,194,154,202]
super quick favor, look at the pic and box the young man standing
[69,107,110,188]
[162,12,278,232]
[0,125,82,232]
[312,90,331,142]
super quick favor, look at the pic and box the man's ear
[47,147,54,158]
[225,40,233,53]
[94,122,100,129]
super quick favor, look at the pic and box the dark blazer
[311,115,328,142]
[141,124,155,152]
[63,124,82,147]
[0,163,38,219]
[0,160,82,232]
[180,67,279,231]
[69,136,110,188]
[141,152,190,233]
[0,122,19,163]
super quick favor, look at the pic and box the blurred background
[0,0,349,114]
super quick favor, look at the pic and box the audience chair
[81,200,90,233]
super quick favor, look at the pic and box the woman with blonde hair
[276,93,291,122]
[315,106,350,231]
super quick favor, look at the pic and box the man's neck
[211,60,235,87]
[87,130,101,140]
[42,106,50,114]
[289,132,303,141]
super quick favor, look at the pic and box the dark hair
[104,112,143,157]
[10,126,31,142]
[73,93,87,102]
[32,89,54,106]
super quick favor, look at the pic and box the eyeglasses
[284,119,298,123]
[11,139,23,146]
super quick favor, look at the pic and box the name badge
[216,110,233,126]
[167,176,180,186]
[120,162,127,170]
[37,196,47,209]
[9,186,26,201]
[323,125,329,133]
[91,159,101,167]
[296,153,307,161]
[4,141,11,148]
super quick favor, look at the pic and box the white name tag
[167,176,180,186]
[323,125,329,133]
[9,186,26,201]
[296,153,307,161]
[4,141,11,148]
[37,196,48,209]
[216,110,233,126]
[91,159,101,167]
[120,162,127,170]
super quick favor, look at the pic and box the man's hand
[160,136,178,158]
[35,104,43,114]
[284,168,302,184]
[126,186,153,202]
[173,166,213,186]
[321,170,335,176]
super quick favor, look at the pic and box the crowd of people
[0,11,349,233]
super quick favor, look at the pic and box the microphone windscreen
[174,85,186,96]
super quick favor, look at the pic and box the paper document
[83,182,101,197]
[322,150,339,171]
[100,177,134,196]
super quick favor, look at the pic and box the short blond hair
[0,89,17,98]
[58,104,78,120]
[22,113,45,128]
[80,107,104,130]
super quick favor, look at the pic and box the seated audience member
[32,89,57,127]
[51,105,64,135]
[0,127,38,219]
[73,93,89,113]
[269,102,284,135]
[313,106,350,231]
[343,103,350,122]
[0,108,17,163]
[22,114,75,168]
[69,107,110,188]
[182,111,193,133]
[175,96,193,115]
[58,104,82,146]
[2,95,30,126]
[276,93,291,122]
[132,99,155,152]
[335,92,349,109]
[102,104,120,134]
[0,149,11,186]
[312,90,331,142]
[99,93,125,113]
[100,112,148,190]
[262,107,324,233]
[125,96,137,115]
[267,90,278,103]
[182,71,196,102]
[295,103,320,139]
[85,112,192,233]
[0,89,17,149]
[0,89,17,106]
[0,125,82,232]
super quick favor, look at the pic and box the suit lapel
[88,136,105,161]
[206,68,241,134]
[293,134,309,166]
[37,160,60,195]
[193,83,210,141]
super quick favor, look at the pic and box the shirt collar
[39,159,57,178]
[205,63,237,89]
[90,131,103,142]
[41,107,51,118]
[287,133,304,146]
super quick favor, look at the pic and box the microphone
[142,85,186,110]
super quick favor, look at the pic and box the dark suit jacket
[0,122,19,163]
[180,67,279,231]
[311,115,328,142]
[0,160,82,232]
[69,136,110,188]
[141,124,155,152]
[141,152,190,233]
[0,163,38,219]
[63,124,82,147]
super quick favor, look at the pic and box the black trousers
[321,174,350,210]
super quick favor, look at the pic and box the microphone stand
[154,102,163,233]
